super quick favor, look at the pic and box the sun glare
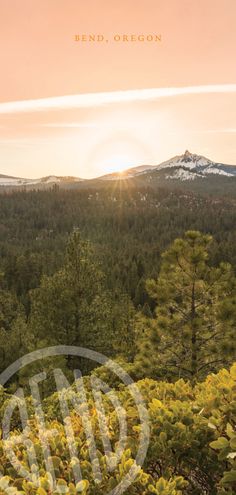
[89,151,139,176]
[106,154,135,173]
[86,133,152,178]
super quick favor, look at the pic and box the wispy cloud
[42,121,149,129]
[0,84,236,114]
[43,122,100,128]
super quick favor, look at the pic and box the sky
[0,0,236,179]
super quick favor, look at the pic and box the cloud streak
[0,84,236,114]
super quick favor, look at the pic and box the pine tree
[135,231,236,381]
[29,231,112,365]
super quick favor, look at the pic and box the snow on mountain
[165,168,203,181]
[155,150,211,171]
[0,175,36,186]
[201,167,233,177]
[151,150,236,180]
[0,152,235,187]
[40,175,83,184]
[0,174,83,187]
[96,151,236,182]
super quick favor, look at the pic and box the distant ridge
[1,151,236,189]
[0,174,83,188]
[96,150,236,182]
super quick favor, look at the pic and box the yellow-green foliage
[0,365,235,494]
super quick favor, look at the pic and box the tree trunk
[191,281,197,380]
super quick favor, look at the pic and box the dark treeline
[0,185,235,313]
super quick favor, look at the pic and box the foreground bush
[0,364,235,494]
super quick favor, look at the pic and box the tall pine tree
[135,231,236,381]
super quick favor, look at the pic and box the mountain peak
[184,150,192,157]
[150,151,236,180]
[180,150,208,165]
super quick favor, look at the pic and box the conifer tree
[29,230,136,376]
[135,231,236,381]
[29,231,111,360]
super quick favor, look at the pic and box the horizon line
[1,149,236,181]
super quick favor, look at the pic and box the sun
[95,148,144,175]
[105,153,135,174]
[86,133,152,178]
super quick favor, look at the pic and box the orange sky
[0,0,236,178]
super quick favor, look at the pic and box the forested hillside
[0,185,236,310]
[0,185,235,494]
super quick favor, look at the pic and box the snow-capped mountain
[150,150,236,181]
[97,151,236,182]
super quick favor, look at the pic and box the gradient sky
[0,0,236,178]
